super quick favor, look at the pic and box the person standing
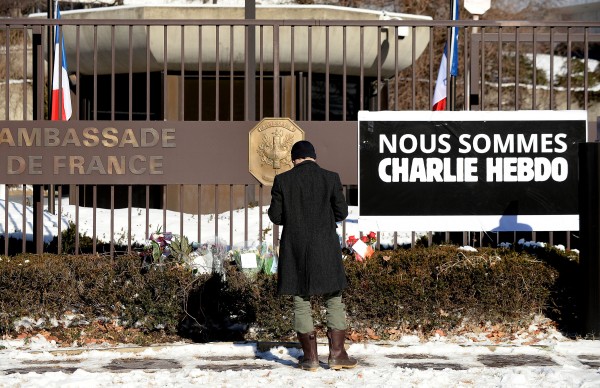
[268,140,358,371]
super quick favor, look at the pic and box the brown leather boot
[297,331,319,371]
[327,329,358,370]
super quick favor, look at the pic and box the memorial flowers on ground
[228,241,278,276]
[139,227,228,275]
[346,231,376,262]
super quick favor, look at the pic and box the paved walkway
[2,340,600,374]
[2,339,600,387]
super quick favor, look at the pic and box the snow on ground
[0,195,422,249]
[2,328,600,387]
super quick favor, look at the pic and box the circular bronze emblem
[249,118,305,186]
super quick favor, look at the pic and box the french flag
[432,0,459,111]
[51,3,72,121]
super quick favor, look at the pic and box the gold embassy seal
[249,118,305,186]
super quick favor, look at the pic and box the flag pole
[449,0,457,111]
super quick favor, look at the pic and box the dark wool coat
[268,161,349,296]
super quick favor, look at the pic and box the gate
[1,7,599,256]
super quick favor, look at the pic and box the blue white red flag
[432,0,459,111]
[51,2,72,120]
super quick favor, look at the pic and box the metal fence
[1,16,600,256]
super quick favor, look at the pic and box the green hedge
[0,245,576,343]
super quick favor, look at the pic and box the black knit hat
[291,140,317,160]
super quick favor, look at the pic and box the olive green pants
[293,290,346,334]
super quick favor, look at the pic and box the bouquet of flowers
[188,239,228,276]
[346,231,376,262]
[139,227,174,268]
[229,241,278,277]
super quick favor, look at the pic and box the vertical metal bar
[163,25,168,119]
[480,26,485,111]
[465,24,471,112]
[214,185,219,242]
[5,26,9,119]
[342,185,348,245]
[259,26,264,119]
[498,27,502,110]
[180,184,184,241]
[32,26,43,253]
[75,185,80,253]
[291,26,296,119]
[36,24,45,121]
[76,25,80,118]
[393,232,398,250]
[445,26,451,111]
[343,26,347,120]
[584,27,589,110]
[429,28,434,108]
[4,185,8,256]
[532,27,537,109]
[299,71,304,120]
[411,26,416,110]
[259,184,263,243]
[198,184,202,243]
[246,17,256,121]
[57,185,62,254]
[198,26,203,121]
[92,185,97,254]
[244,184,249,244]
[146,25,151,120]
[21,186,26,252]
[566,27,572,110]
[273,24,280,117]
[216,26,220,120]
[162,185,167,232]
[377,26,383,110]
[111,25,116,120]
[93,25,98,120]
[145,184,150,244]
[307,26,312,120]
[360,26,364,111]
[128,185,132,253]
[515,27,520,110]
[181,25,185,121]
[230,25,234,121]
[394,26,398,111]
[23,26,27,120]
[549,27,554,110]
[325,26,330,121]
[229,185,234,248]
[129,25,133,120]
[110,185,115,258]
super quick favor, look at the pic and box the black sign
[358,111,587,232]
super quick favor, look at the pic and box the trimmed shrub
[0,245,571,343]
[0,254,194,336]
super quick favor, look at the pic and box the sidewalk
[1,335,600,387]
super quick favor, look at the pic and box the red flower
[367,231,376,240]
[347,235,358,246]
[360,235,369,243]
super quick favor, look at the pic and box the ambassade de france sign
[358,110,587,232]
[0,121,258,184]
